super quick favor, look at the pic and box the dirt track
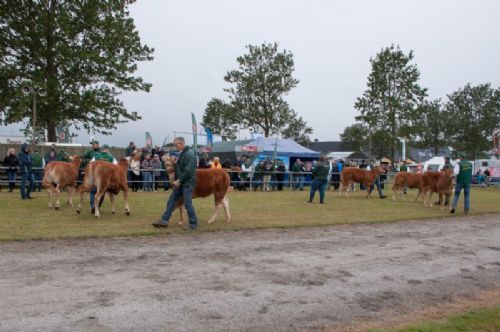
[1,214,500,331]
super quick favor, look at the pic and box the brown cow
[339,167,382,198]
[76,159,130,218]
[42,156,81,209]
[421,169,454,209]
[392,172,423,201]
[163,155,230,224]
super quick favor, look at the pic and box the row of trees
[1,2,497,154]
[342,45,500,160]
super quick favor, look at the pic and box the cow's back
[342,167,375,184]
[395,172,422,189]
[44,161,79,187]
[193,168,230,198]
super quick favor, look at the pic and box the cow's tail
[80,164,95,192]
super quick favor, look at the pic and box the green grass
[369,306,500,331]
[0,187,499,242]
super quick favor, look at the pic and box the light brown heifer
[339,167,382,198]
[421,169,454,209]
[392,172,423,201]
[42,156,81,209]
[76,159,130,218]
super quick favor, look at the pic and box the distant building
[0,134,24,145]
[307,141,357,155]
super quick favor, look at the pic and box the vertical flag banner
[145,132,153,147]
[272,135,279,161]
[205,127,213,147]
[191,113,198,156]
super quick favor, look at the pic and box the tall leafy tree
[355,45,427,160]
[201,98,238,141]
[281,111,312,146]
[210,42,311,142]
[413,99,447,155]
[340,123,367,151]
[443,83,500,159]
[0,0,153,142]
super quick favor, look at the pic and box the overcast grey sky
[2,0,500,146]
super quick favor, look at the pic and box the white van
[422,156,461,175]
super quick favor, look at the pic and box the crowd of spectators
[1,142,495,195]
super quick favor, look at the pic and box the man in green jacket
[307,157,330,204]
[450,154,473,214]
[81,140,101,169]
[153,137,198,229]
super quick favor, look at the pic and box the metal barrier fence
[0,167,498,191]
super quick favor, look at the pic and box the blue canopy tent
[209,137,320,170]
[248,137,320,170]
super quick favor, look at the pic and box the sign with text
[240,145,258,152]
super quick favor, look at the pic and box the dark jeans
[131,172,141,192]
[369,177,384,198]
[452,182,471,212]
[89,187,105,209]
[33,169,43,191]
[309,179,327,203]
[20,172,34,199]
[7,169,17,191]
[160,186,197,226]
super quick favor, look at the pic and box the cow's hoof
[112,211,116,215]
[76,210,80,214]
[125,211,130,216]
[55,206,59,211]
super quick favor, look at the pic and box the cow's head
[70,155,82,166]
[372,166,383,175]
[118,159,129,170]
[162,155,177,173]
[441,168,454,179]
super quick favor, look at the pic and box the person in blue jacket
[17,143,35,200]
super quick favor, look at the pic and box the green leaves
[203,42,312,143]
[201,98,238,141]
[355,45,427,159]
[413,99,446,155]
[0,0,153,141]
[443,83,500,159]
[340,123,367,152]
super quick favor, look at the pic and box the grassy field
[0,186,499,242]
[370,306,500,332]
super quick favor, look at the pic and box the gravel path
[1,214,499,331]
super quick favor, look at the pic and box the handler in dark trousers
[367,159,387,199]
[17,143,34,200]
[450,154,473,214]
[153,137,198,230]
[307,157,330,204]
